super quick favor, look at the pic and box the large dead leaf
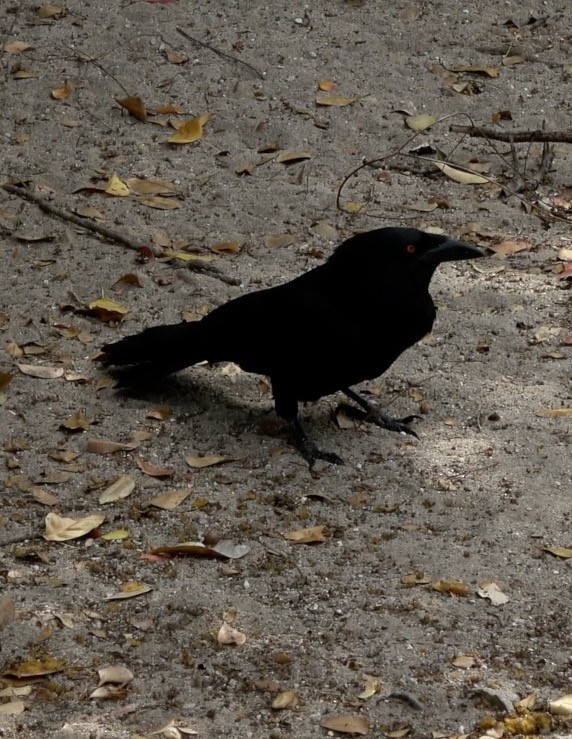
[488,239,531,256]
[283,525,326,544]
[433,161,488,184]
[167,113,211,144]
[17,363,63,379]
[88,297,128,323]
[97,665,134,687]
[86,438,140,454]
[104,174,130,197]
[147,488,193,510]
[3,41,34,53]
[537,408,572,418]
[321,715,370,734]
[44,512,105,541]
[99,475,136,504]
[125,178,177,195]
[543,546,572,558]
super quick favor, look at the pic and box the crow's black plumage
[102,227,483,466]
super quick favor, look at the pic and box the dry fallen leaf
[320,715,370,735]
[44,512,105,541]
[185,453,234,469]
[37,4,66,18]
[97,665,134,687]
[4,41,34,54]
[433,161,489,185]
[105,582,152,600]
[88,297,129,323]
[537,408,572,418]
[115,95,147,122]
[146,407,171,421]
[51,80,73,100]
[147,487,193,510]
[549,693,572,716]
[264,233,297,248]
[152,540,249,559]
[167,113,211,144]
[99,475,136,504]
[0,700,25,715]
[488,239,531,256]
[17,363,64,379]
[86,438,140,454]
[135,457,174,477]
[358,674,380,700]
[60,410,90,431]
[272,689,298,709]
[432,579,469,596]
[543,546,572,558]
[405,113,435,131]
[275,150,312,164]
[451,654,476,668]
[104,174,130,197]
[450,64,500,77]
[477,580,509,606]
[217,622,247,646]
[315,93,358,106]
[283,525,326,544]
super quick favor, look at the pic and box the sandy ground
[1,1,571,737]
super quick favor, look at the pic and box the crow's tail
[101,321,207,386]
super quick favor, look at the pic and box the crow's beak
[421,239,485,268]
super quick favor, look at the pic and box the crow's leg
[273,383,344,468]
[343,387,420,439]
[286,416,345,469]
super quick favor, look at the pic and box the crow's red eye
[406,244,416,254]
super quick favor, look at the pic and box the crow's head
[329,227,484,270]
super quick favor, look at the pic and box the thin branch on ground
[2,183,241,286]
[176,26,265,80]
[449,125,572,143]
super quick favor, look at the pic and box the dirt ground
[1,1,571,737]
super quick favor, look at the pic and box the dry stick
[176,26,265,80]
[2,184,241,286]
[449,125,572,143]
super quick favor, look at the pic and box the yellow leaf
[115,95,147,122]
[315,93,358,106]
[433,161,489,184]
[167,113,211,144]
[51,80,73,100]
[432,579,469,596]
[88,298,129,323]
[405,113,435,131]
[104,174,130,197]
[318,80,336,91]
[100,529,130,540]
[342,201,364,213]
[160,249,215,263]
[44,512,105,541]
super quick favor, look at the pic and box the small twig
[449,125,572,143]
[2,183,241,286]
[176,26,265,80]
